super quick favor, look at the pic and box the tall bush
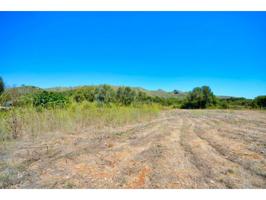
[116,87,136,105]
[94,85,115,104]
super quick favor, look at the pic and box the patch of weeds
[114,131,124,136]
[153,144,164,156]
[140,144,164,161]
[0,169,19,188]
[226,169,234,175]
[191,110,205,117]
[114,131,129,137]
[0,173,11,188]
[0,162,29,188]
[218,177,234,189]
[63,180,76,189]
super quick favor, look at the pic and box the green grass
[0,102,162,142]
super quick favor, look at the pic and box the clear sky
[0,12,265,98]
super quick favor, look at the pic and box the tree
[0,77,4,95]
[181,86,216,109]
[173,89,180,94]
[201,86,217,108]
[253,96,266,109]
[116,87,136,105]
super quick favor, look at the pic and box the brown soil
[0,110,266,188]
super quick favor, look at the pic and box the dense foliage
[181,86,217,109]
[33,91,69,108]
[217,97,253,109]
[72,87,95,103]
[0,77,4,95]
[94,85,116,104]
[116,87,136,105]
[0,77,265,110]
[253,96,266,109]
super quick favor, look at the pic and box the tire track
[193,116,266,157]
[141,117,209,188]
[179,114,266,188]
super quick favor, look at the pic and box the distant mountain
[5,86,43,96]
[46,87,75,92]
[131,87,187,99]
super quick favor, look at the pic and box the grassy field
[0,108,266,188]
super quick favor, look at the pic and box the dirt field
[1,109,266,188]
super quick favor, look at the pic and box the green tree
[201,86,217,108]
[181,86,216,109]
[0,77,4,95]
[253,96,266,109]
[173,89,180,94]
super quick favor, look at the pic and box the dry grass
[0,109,266,188]
[0,102,161,142]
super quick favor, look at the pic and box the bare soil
[1,110,266,188]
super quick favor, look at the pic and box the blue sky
[0,12,265,98]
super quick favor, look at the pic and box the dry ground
[1,109,266,188]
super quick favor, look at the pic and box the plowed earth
[1,110,266,188]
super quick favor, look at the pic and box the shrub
[116,87,136,105]
[33,91,69,108]
[94,85,115,104]
[218,100,229,109]
[72,87,95,103]
[219,97,253,109]
[136,91,149,103]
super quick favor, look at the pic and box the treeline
[31,85,183,108]
[181,86,266,109]
[0,77,265,109]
